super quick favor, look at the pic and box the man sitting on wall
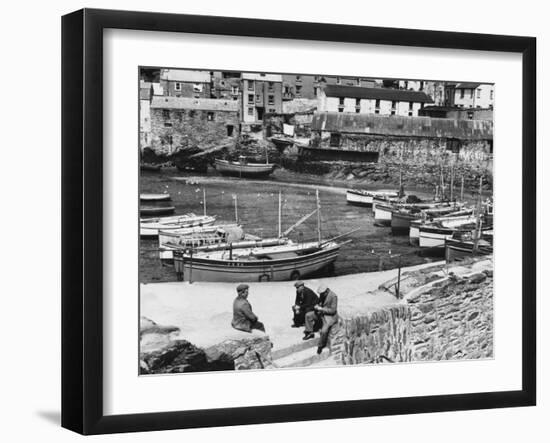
[311,284,339,354]
[292,280,319,330]
[231,283,266,333]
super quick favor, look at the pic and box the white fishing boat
[173,240,341,282]
[346,189,399,207]
[140,193,171,202]
[172,189,355,282]
[418,215,479,248]
[140,214,216,238]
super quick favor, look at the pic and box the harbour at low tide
[140,169,438,283]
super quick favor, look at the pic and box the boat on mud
[418,214,492,249]
[214,156,275,178]
[346,189,400,207]
[390,204,468,235]
[445,230,494,262]
[173,240,341,282]
[140,193,171,202]
[140,214,216,238]
[140,205,176,216]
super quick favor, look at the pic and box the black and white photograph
[138,68,494,374]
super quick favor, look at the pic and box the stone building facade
[159,69,212,98]
[241,73,283,123]
[149,96,239,155]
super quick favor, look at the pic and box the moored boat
[346,189,399,207]
[214,157,275,178]
[445,230,493,262]
[140,205,176,216]
[140,214,216,238]
[173,240,340,282]
[418,215,480,249]
[140,193,171,202]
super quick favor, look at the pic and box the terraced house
[318,85,434,117]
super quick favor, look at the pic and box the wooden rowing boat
[346,189,399,207]
[214,157,275,178]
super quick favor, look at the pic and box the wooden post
[396,255,402,299]
[278,190,282,238]
[316,189,322,244]
[188,249,193,284]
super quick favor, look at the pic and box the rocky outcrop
[139,316,274,374]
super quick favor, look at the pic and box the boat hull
[374,204,393,226]
[140,215,216,238]
[391,212,419,235]
[346,191,373,207]
[214,159,275,178]
[140,193,171,202]
[173,245,340,282]
[445,239,493,262]
[140,206,175,216]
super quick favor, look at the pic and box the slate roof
[323,85,434,103]
[151,96,239,112]
[311,112,492,140]
[242,73,283,82]
[160,69,211,83]
[454,82,482,89]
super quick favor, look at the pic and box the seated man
[231,283,265,333]
[291,280,319,329]
[311,284,339,353]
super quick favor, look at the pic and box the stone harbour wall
[335,270,493,365]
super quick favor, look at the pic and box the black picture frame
[61,8,536,435]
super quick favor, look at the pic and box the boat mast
[234,195,239,223]
[450,163,454,202]
[278,190,282,238]
[316,189,321,244]
[460,175,464,201]
[203,188,206,216]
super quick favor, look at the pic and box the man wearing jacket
[292,280,319,330]
[312,284,338,354]
[231,283,265,333]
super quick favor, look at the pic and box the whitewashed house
[318,85,433,117]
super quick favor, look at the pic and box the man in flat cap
[311,284,339,354]
[231,283,265,333]
[292,281,319,338]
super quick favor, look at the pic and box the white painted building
[318,85,433,117]
[445,83,494,108]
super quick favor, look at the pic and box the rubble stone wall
[336,271,493,365]
[150,108,239,155]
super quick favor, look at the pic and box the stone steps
[273,345,331,368]
[272,336,320,360]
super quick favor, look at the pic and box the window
[268,82,274,92]
[314,87,319,96]
[295,85,302,96]
[419,81,424,91]
[175,82,181,91]
[408,101,414,116]
[467,111,474,120]
[490,90,494,100]
[356,78,361,85]
[336,76,341,84]
[477,89,481,99]
[248,94,254,105]
[248,80,254,91]
[164,122,172,128]
[330,133,341,147]
[231,86,239,95]
[268,95,275,105]
[391,100,397,115]
[375,99,380,114]
[295,75,301,82]
[446,138,461,153]
[227,125,234,136]
[269,108,276,113]
[207,112,214,121]
[247,107,254,116]
[460,89,465,99]
[355,98,361,113]
[338,97,345,112]
[256,94,261,102]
